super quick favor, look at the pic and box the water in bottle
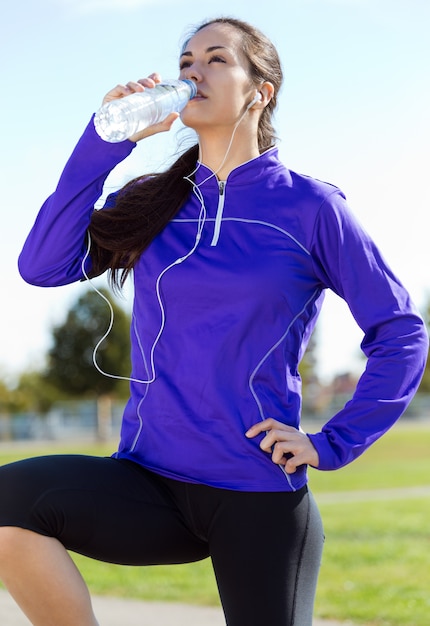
[94,79,197,143]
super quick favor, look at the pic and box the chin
[180,111,211,132]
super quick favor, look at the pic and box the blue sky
[2,0,429,383]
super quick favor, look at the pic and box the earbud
[246,92,262,110]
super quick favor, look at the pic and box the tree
[298,330,318,384]
[44,287,131,438]
[0,378,13,413]
[298,328,321,415]
[13,370,61,414]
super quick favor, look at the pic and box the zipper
[210,181,226,247]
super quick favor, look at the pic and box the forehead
[182,23,243,55]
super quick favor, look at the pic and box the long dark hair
[88,17,283,288]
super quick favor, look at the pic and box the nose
[182,63,202,83]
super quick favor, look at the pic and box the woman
[0,17,427,626]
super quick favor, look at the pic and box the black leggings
[0,454,324,625]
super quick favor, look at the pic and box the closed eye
[180,55,226,70]
[208,55,226,64]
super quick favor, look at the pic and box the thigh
[208,486,324,626]
[0,455,209,566]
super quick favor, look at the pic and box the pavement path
[0,589,348,625]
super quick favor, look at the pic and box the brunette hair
[88,17,283,288]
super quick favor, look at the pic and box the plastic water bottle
[94,79,197,143]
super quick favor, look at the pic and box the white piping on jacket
[172,216,312,256]
[248,288,320,490]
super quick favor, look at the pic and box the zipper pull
[211,181,226,246]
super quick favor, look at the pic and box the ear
[256,81,275,108]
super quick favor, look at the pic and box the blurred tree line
[0,288,131,428]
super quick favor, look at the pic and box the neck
[197,125,260,181]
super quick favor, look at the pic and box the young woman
[0,17,427,626]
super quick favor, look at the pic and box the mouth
[194,90,207,99]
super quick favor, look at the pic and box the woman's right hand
[101,72,180,142]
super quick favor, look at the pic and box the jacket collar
[194,146,285,188]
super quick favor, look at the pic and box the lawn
[309,422,430,625]
[0,420,429,625]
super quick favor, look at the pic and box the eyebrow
[180,45,227,58]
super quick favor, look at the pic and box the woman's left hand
[245,418,319,473]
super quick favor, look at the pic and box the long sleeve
[18,116,135,286]
[307,191,428,470]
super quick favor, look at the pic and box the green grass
[308,422,430,492]
[314,497,430,625]
[308,422,430,626]
[1,421,430,625]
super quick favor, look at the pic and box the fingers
[128,111,180,142]
[284,449,317,473]
[245,418,296,438]
[102,73,162,106]
[136,72,162,87]
[245,418,319,472]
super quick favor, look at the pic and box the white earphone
[246,92,262,110]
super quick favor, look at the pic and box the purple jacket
[18,117,428,492]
